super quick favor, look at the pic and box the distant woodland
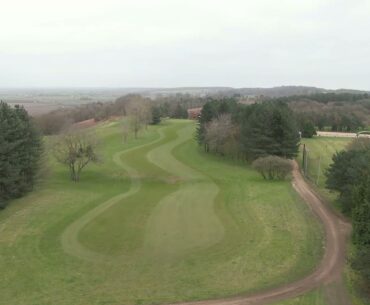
[32,92,370,136]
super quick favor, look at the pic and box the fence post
[316,154,322,185]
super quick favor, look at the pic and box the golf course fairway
[0,119,324,305]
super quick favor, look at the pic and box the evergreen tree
[0,102,43,208]
[151,106,161,125]
[352,177,370,246]
[301,120,317,138]
[240,102,300,159]
[326,149,370,214]
[351,176,370,284]
[197,100,299,159]
[196,98,238,148]
[196,101,216,149]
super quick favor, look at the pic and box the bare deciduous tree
[52,129,100,182]
[205,114,239,157]
[121,119,130,143]
[126,97,152,138]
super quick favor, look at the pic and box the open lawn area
[298,137,351,203]
[0,120,323,305]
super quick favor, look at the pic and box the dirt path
[169,161,351,305]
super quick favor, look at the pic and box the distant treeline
[35,95,147,135]
[295,111,364,132]
[263,93,370,132]
[264,92,370,104]
[34,92,370,135]
[34,94,210,135]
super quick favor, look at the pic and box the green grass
[297,136,370,305]
[298,137,350,204]
[272,289,327,305]
[0,119,324,305]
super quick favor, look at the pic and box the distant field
[298,137,351,202]
[1,90,118,115]
[4,101,69,115]
[0,120,323,305]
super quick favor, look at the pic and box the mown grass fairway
[0,120,323,305]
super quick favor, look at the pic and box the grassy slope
[0,120,323,305]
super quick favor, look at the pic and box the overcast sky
[1,0,370,89]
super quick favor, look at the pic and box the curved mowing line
[167,162,350,305]
[147,123,204,180]
[61,126,168,262]
[143,124,224,256]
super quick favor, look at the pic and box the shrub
[252,155,293,180]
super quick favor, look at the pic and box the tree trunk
[70,164,78,182]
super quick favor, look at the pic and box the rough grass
[298,137,350,203]
[297,136,370,305]
[298,137,350,187]
[300,137,370,305]
[0,119,323,305]
[272,289,327,305]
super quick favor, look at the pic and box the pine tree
[352,176,370,246]
[351,176,370,284]
[326,150,370,214]
[151,106,161,125]
[240,102,300,160]
[196,98,238,148]
[0,102,43,208]
[301,120,316,138]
